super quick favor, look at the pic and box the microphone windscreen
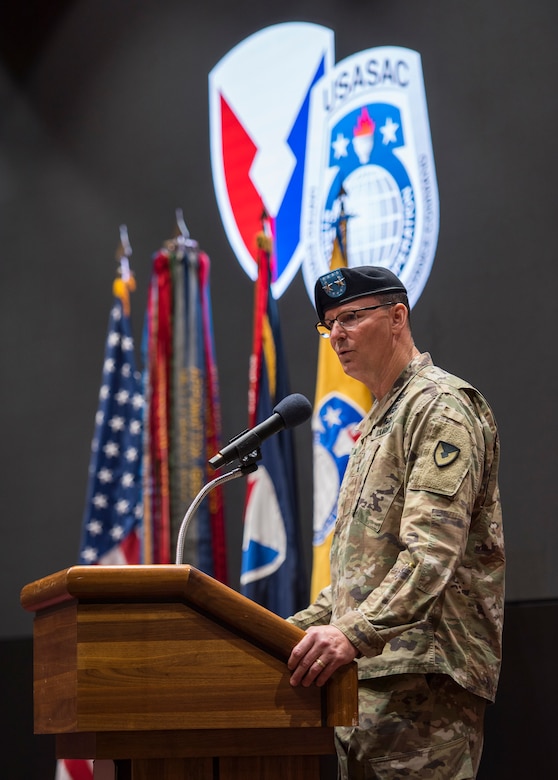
[273,393,313,429]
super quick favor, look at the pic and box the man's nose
[329,320,346,343]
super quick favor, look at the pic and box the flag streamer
[143,227,227,577]
[144,249,173,563]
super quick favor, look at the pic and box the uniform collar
[359,352,433,436]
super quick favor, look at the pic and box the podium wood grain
[21,565,358,779]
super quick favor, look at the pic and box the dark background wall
[1,1,557,777]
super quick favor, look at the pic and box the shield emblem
[209,23,335,298]
[313,393,365,545]
[434,441,461,468]
[301,46,440,309]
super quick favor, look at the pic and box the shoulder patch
[408,417,472,497]
[434,441,460,468]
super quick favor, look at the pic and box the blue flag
[240,234,308,617]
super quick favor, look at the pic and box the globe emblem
[344,164,406,269]
[321,164,412,275]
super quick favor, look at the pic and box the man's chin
[338,355,359,379]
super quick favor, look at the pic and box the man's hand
[287,625,358,687]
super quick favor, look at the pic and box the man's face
[325,296,396,384]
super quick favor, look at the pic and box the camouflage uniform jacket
[290,353,505,702]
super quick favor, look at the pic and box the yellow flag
[311,231,372,599]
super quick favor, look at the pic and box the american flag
[78,287,144,566]
[55,273,143,780]
[55,759,94,780]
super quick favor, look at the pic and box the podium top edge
[20,564,306,660]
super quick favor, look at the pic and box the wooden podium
[21,565,358,779]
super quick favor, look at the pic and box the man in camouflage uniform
[287,266,505,779]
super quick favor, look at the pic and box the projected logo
[209,23,334,298]
[209,28,438,305]
[302,47,439,308]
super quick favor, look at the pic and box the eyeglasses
[315,303,395,338]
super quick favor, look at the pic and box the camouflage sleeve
[286,585,333,628]
[332,394,484,656]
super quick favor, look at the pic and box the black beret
[314,266,407,322]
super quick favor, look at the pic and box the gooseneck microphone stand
[175,453,260,565]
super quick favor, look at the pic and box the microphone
[208,393,312,470]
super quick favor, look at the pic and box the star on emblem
[380,117,399,145]
[324,404,342,428]
[331,132,350,159]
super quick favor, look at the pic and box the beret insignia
[319,269,346,299]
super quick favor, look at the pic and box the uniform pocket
[352,446,404,534]
[368,736,474,779]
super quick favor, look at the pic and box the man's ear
[391,302,409,332]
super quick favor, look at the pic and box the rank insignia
[434,441,460,468]
[320,269,346,298]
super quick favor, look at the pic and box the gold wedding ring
[314,657,325,669]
